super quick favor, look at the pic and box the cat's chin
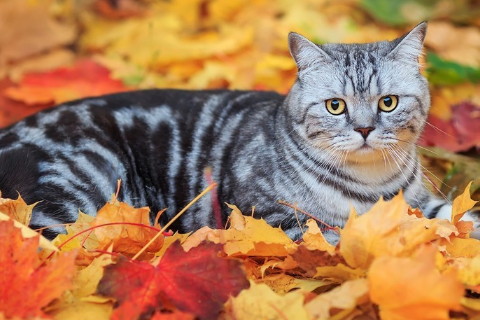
[346,146,385,164]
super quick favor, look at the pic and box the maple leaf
[301,219,336,254]
[421,102,480,152]
[98,241,249,320]
[226,281,309,320]
[452,181,478,224]
[305,279,369,319]
[92,198,164,258]
[4,59,129,105]
[0,78,50,128]
[339,193,458,270]
[182,204,294,256]
[49,254,114,320]
[369,246,464,320]
[0,193,35,225]
[0,220,76,319]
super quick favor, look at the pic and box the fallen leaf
[5,60,129,105]
[0,0,76,76]
[0,194,35,225]
[0,220,76,319]
[305,279,369,320]
[259,274,330,294]
[0,211,57,251]
[369,246,463,320]
[449,256,480,287]
[426,22,480,67]
[183,204,294,256]
[452,181,478,223]
[92,197,164,258]
[301,219,336,254]
[98,241,249,320]
[315,263,366,283]
[339,193,409,269]
[446,238,480,258]
[226,281,309,320]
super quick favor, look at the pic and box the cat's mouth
[357,143,375,152]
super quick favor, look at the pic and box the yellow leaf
[340,193,459,270]
[315,263,366,283]
[183,205,294,256]
[339,193,409,269]
[51,299,112,320]
[448,256,480,287]
[0,194,35,225]
[452,181,478,224]
[227,281,309,320]
[259,274,329,294]
[305,279,369,320]
[369,246,463,320]
[302,219,336,254]
[446,237,480,258]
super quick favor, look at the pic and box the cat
[0,22,472,242]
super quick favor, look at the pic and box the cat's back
[0,88,284,143]
[0,88,285,236]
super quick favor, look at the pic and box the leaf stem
[132,183,217,260]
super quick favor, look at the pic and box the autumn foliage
[1,0,480,319]
[0,184,479,319]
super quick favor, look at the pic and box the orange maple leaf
[369,246,464,320]
[0,220,76,319]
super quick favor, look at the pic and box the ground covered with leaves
[1,185,480,319]
[1,0,480,319]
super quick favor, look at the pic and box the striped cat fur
[0,22,474,241]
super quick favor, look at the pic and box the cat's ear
[288,32,331,71]
[388,22,427,62]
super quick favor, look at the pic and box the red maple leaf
[0,220,76,319]
[98,241,250,320]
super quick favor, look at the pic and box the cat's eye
[378,95,398,112]
[325,98,346,115]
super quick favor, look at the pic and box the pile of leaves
[1,183,480,319]
[1,0,480,195]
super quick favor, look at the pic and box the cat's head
[285,22,429,164]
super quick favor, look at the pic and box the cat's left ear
[288,32,332,71]
[388,22,427,62]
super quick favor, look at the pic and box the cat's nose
[354,127,375,139]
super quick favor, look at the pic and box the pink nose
[355,127,375,139]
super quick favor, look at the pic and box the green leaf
[427,53,480,86]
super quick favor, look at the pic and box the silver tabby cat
[0,22,469,241]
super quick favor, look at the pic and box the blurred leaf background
[0,0,480,198]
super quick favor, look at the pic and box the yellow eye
[378,95,398,112]
[325,98,346,115]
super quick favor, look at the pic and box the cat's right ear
[288,32,331,71]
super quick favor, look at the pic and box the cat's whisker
[425,121,455,139]
[388,144,451,204]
